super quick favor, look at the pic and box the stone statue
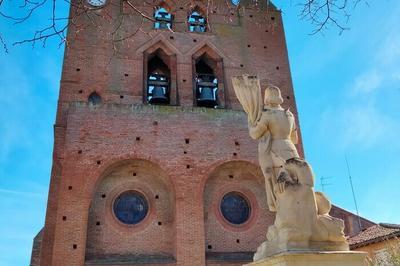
[232,75,349,261]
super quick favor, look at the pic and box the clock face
[87,0,107,7]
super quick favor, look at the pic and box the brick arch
[200,159,263,195]
[85,158,177,265]
[92,158,176,195]
[186,1,208,16]
[202,160,274,263]
[153,0,177,13]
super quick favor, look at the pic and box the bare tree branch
[0,0,367,53]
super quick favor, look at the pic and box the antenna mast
[320,176,332,192]
[345,155,362,230]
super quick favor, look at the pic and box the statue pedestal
[244,251,368,266]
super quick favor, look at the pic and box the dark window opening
[88,92,101,105]
[154,7,172,30]
[113,191,149,225]
[147,55,170,105]
[188,11,206,32]
[195,59,218,108]
[220,192,251,225]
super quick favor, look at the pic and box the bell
[197,86,217,107]
[149,86,169,104]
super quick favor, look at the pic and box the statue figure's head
[264,85,283,106]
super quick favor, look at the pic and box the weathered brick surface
[30,1,371,265]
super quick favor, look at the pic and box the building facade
[30,0,373,265]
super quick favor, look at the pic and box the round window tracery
[220,192,251,225]
[113,191,149,225]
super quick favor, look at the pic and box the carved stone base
[245,251,368,266]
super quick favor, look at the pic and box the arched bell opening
[146,51,171,105]
[188,7,207,32]
[193,54,220,108]
[154,6,173,30]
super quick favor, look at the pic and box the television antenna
[320,176,333,192]
[345,155,363,230]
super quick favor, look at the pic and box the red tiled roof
[349,223,400,249]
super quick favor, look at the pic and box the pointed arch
[191,44,226,108]
[153,0,177,12]
[143,40,178,105]
[188,5,207,32]
[153,3,173,30]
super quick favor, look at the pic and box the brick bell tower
[30,0,374,265]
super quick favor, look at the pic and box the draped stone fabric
[232,75,263,125]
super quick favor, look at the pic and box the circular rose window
[220,192,251,225]
[113,191,149,225]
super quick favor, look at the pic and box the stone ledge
[245,251,368,266]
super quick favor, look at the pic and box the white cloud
[319,101,400,151]
[352,69,382,94]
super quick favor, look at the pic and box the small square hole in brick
[136,137,141,141]
[153,121,158,126]
[240,64,244,68]
[97,160,101,165]
[78,150,82,154]
[193,39,197,42]
[249,15,253,18]
[96,221,101,226]
[287,96,290,100]
[73,244,77,249]
[124,73,129,77]
[170,36,174,40]
[271,16,275,20]
[264,46,267,49]
[76,68,81,72]
[78,90,83,94]
[233,152,237,156]
[62,216,67,221]
[186,165,190,169]
[236,239,240,243]
[120,95,124,99]
[229,175,234,179]
[155,195,159,199]
[101,194,106,198]
[133,172,137,176]
[185,138,190,144]
[158,221,162,225]
[208,245,212,249]
[247,44,251,48]
[276,66,280,70]
[265,30,269,33]
[180,6,183,9]
[68,186,73,190]
[235,141,240,146]
[183,79,187,82]
[183,151,187,154]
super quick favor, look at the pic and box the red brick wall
[203,161,275,257]
[31,0,347,265]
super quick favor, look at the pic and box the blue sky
[0,1,399,265]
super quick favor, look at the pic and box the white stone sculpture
[232,75,349,261]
